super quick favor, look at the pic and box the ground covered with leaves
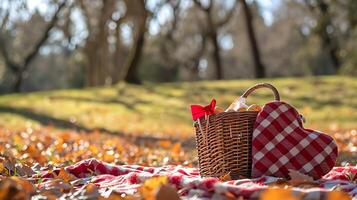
[0,76,356,199]
[0,126,355,199]
[0,126,196,199]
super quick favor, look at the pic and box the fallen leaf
[260,188,300,200]
[15,163,35,177]
[105,192,139,200]
[327,190,350,200]
[288,169,315,186]
[140,176,168,200]
[39,179,72,194]
[156,184,180,200]
[3,158,16,176]
[224,191,241,200]
[0,178,30,200]
[0,163,4,174]
[158,140,172,148]
[83,183,100,199]
[103,153,115,163]
[10,176,36,194]
[57,168,76,183]
[219,172,232,182]
[171,143,181,155]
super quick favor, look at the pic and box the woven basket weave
[194,83,280,179]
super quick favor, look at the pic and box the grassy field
[0,76,356,140]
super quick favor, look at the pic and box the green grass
[0,76,356,139]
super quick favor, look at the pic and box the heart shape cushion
[251,101,338,179]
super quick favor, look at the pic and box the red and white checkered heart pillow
[251,101,338,179]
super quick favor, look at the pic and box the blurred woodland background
[0,0,356,93]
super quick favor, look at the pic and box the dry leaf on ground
[260,188,301,200]
[288,169,316,187]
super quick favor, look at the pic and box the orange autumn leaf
[139,176,168,200]
[59,132,72,141]
[260,188,300,200]
[171,143,181,155]
[327,190,351,200]
[219,172,232,182]
[0,163,4,174]
[57,168,76,183]
[83,183,100,199]
[89,144,99,154]
[156,184,180,200]
[10,176,36,194]
[103,155,115,163]
[158,140,172,148]
[0,178,29,199]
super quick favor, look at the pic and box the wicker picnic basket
[194,83,280,179]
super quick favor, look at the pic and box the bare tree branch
[0,3,16,71]
[0,0,66,92]
[182,33,207,70]
[22,1,66,68]
[0,35,19,72]
[303,0,341,70]
[159,0,206,72]
[162,0,180,40]
[0,9,10,30]
[146,0,167,20]
[304,0,317,13]
[78,0,92,35]
[215,1,237,28]
[193,0,212,12]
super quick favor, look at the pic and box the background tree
[120,0,149,84]
[304,0,341,73]
[0,0,66,92]
[156,0,207,81]
[0,0,356,93]
[239,0,266,78]
[79,0,118,86]
[193,0,236,80]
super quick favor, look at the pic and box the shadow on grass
[48,96,150,111]
[0,106,196,148]
[293,96,357,109]
[0,106,91,131]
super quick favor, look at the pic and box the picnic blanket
[40,158,356,199]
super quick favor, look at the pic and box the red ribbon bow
[190,99,216,120]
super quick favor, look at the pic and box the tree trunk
[240,0,266,78]
[122,8,147,84]
[327,41,340,71]
[316,0,341,72]
[80,0,114,87]
[84,41,96,86]
[204,7,223,80]
[112,16,127,83]
[13,71,24,93]
[124,23,145,84]
[209,30,223,80]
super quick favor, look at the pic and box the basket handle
[241,83,280,101]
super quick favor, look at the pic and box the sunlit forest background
[0,0,356,93]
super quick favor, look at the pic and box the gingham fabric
[38,159,356,199]
[251,101,338,179]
